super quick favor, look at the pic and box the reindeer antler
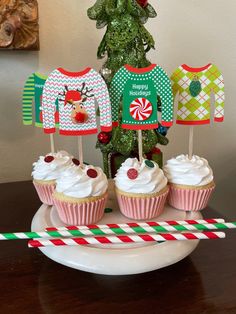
[59,85,69,102]
[58,84,94,104]
[77,83,94,98]
[79,83,86,94]
[85,87,95,97]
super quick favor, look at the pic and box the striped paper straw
[28,231,226,248]
[0,219,229,241]
[46,218,225,232]
[44,222,234,238]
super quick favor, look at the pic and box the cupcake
[53,164,108,225]
[32,151,73,206]
[115,158,169,220]
[164,154,215,211]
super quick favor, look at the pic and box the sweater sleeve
[155,67,174,127]
[42,70,60,134]
[93,71,112,132]
[210,65,225,123]
[170,68,180,100]
[110,67,129,127]
[22,74,35,125]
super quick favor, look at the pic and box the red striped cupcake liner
[116,187,169,220]
[168,183,215,211]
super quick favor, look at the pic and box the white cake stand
[31,185,202,275]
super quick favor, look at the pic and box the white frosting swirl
[56,165,108,198]
[164,154,214,186]
[115,158,168,194]
[32,151,73,181]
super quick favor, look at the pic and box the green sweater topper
[22,73,59,127]
[110,64,174,130]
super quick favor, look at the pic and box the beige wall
[0,0,235,213]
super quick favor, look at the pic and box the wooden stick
[78,136,84,168]
[138,130,143,163]
[188,126,194,160]
[50,134,55,153]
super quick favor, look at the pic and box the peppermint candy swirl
[130,98,153,121]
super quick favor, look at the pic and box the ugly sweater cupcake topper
[22,73,59,128]
[42,68,112,136]
[171,63,225,159]
[110,64,174,130]
[171,64,225,125]
[42,67,112,167]
[22,72,59,153]
[110,64,174,163]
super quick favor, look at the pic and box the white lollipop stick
[78,136,84,168]
[50,134,55,153]
[188,126,194,160]
[138,130,143,163]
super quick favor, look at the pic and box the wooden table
[0,181,235,314]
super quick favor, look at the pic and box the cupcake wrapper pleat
[53,195,107,226]
[116,189,169,220]
[33,182,55,206]
[168,185,215,211]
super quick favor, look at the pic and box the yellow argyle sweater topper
[171,64,225,125]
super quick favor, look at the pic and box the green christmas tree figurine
[87,0,170,178]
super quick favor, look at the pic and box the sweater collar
[58,67,91,77]
[124,64,157,74]
[181,64,212,73]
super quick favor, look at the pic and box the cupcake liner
[168,183,215,211]
[33,181,55,206]
[116,187,169,220]
[53,193,108,225]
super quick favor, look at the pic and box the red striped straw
[45,218,225,232]
[28,231,226,248]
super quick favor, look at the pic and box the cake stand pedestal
[31,185,202,275]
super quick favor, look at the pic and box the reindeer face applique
[70,100,89,124]
[59,83,94,125]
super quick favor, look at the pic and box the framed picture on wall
[0,0,39,51]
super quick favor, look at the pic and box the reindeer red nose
[75,112,87,123]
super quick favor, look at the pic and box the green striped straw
[0,222,235,241]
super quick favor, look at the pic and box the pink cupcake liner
[116,188,169,220]
[33,181,55,206]
[53,194,108,226]
[168,184,215,211]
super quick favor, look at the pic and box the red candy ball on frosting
[72,158,80,166]
[44,155,54,163]
[87,169,98,178]
[127,168,138,180]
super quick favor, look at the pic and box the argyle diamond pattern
[171,64,225,125]
[194,106,208,119]
[177,106,191,119]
